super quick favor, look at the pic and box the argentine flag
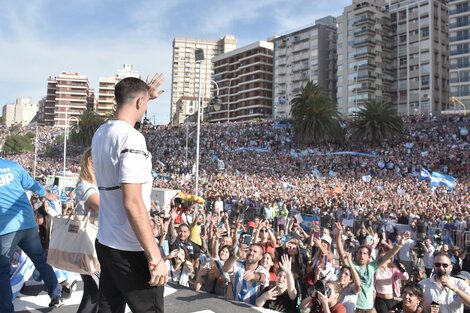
[419,168,432,181]
[430,172,457,189]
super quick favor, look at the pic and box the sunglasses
[434,262,450,268]
[260,229,268,232]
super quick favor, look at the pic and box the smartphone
[243,234,252,245]
[201,224,206,236]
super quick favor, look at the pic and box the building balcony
[450,76,470,83]
[353,28,375,37]
[450,62,470,69]
[450,34,470,42]
[352,17,374,26]
[354,50,376,58]
[450,21,470,28]
[449,7,470,15]
[352,39,375,48]
[450,49,470,56]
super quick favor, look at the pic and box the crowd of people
[1,76,469,313]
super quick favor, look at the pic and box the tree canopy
[290,81,343,145]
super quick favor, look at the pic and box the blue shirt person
[0,158,62,312]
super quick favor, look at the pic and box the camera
[307,280,332,311]
[311,280,332,298]
[413,240,425,258]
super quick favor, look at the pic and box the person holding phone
[299,280,346,313]
[419,253,470,313]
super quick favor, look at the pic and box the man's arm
[335,222,346,260]
[121,183,167,286]
[222,255,237,273]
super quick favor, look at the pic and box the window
[421,27,429,37]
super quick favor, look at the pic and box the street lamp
[63,108,79,182]
[194,48,205,196]
[209,80,222,113]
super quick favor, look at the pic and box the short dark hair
[114,77,149,108]
[434,252,452,263]
[178,223,190,231]
[250,242,265,254]
[355,245,372,257]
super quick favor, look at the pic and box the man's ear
[136,96,145,110]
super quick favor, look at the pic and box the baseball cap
[320,235,332,246]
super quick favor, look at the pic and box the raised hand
[334,222,343,234]
[146,73,164,100]
[279,254,292,274]
[265,287,278,301]
[343,252,353,266]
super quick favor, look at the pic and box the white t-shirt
[92,120,153,251]
[423,244,435,269]
[398,238,414,262]
[339,284,358,313]
[74,180,98,217]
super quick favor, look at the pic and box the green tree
[349,99,404,145]
[43,144,62,158]
[69,109,104,147]
[2,134,34,154]
[290,81,343,144]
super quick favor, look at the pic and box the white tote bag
[48,212,99,275]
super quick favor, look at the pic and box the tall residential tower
[210,41,274,122]
[170,36,237,124]
[336,0,393,116]
[389,0,449,115]
[449,0,470,113]
[271,16,337,119]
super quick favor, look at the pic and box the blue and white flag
[419,168,432,181]
[362,175,372,183]
[430,172,457,189]
[311,167,321,178]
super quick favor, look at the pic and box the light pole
[194,48,204,196]
[33,125,38,179]
[62,109,79,181]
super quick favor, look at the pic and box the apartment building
[449,0,470,112]
[272,16,337,119]
[336,0,393,116]
[96,64,140,118]
[210,41,273,122]
[42,72,93,127]
[2,98,38,127]
[170,36,237,125]
[389,0,449,115]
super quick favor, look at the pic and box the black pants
[375,297,397,313]
[96,240,164,313]
[77,274,99,313]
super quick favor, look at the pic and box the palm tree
[69,109,105,147]
[290,81,343,145]
[349,99,404,145]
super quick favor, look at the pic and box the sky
[0,0,351,125]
